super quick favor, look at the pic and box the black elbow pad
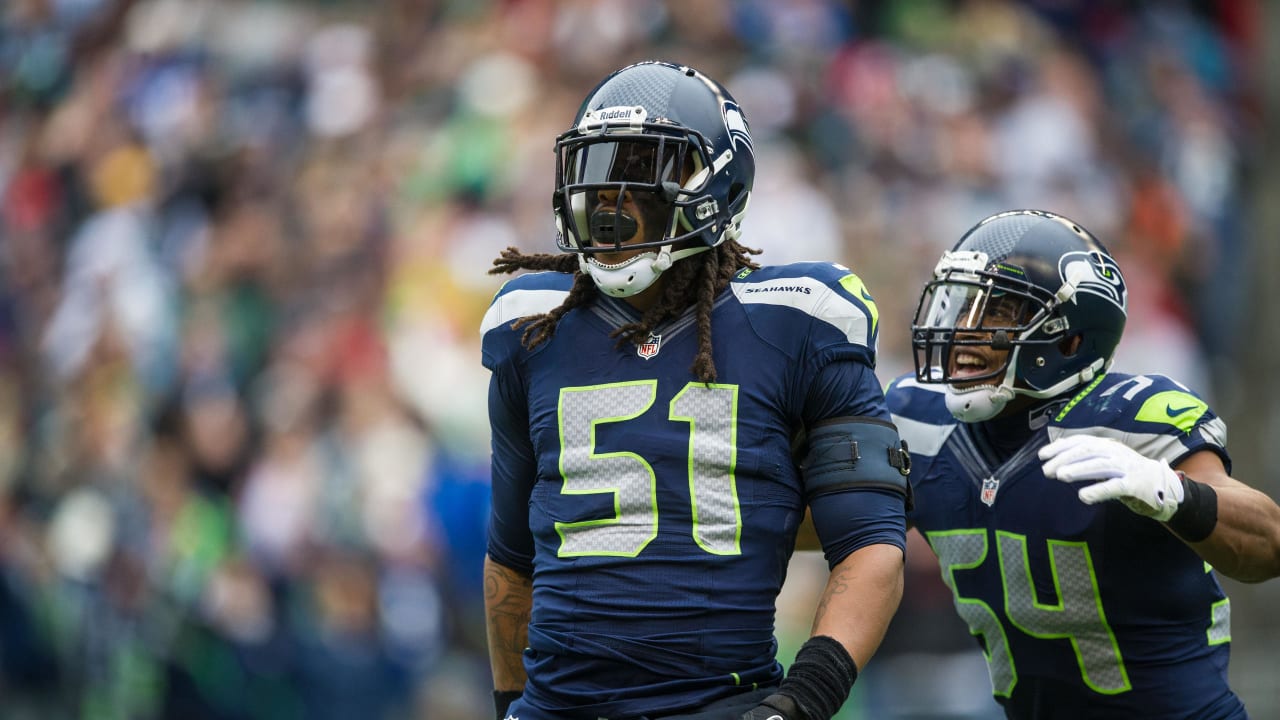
[800,416,912,506]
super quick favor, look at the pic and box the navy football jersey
[887,372,1245,720]
[482,263,905,718]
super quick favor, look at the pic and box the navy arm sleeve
[803,360,907,568]
[486,365,537,574]
[802,358,892,422]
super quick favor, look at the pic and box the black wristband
[1167,472,1218,543]
[494,690,522,720]
[777,635,859,720]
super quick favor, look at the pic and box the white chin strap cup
[581,245,705,298]
[944,383,1016,423]
[944,357,1110,422]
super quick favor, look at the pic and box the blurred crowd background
[1,0,1277,718]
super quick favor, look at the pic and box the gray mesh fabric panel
[997,534,1128,692]
[673,385,739,553]
[969,214,1040,261]
[590,65,679,118]
[557,383,657,556]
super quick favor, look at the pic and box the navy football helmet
[553,60,755,297]
[912,210,1128,421]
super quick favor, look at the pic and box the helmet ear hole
[1059,334,1083,357]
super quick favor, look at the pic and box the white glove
[1039,435,1184,521]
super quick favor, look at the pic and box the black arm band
[494,690,521,720]
[1167,472,1218,543]
[800,416,912,502]
[778,635,859,720]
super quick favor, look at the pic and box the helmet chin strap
[944,351,1109,423]
[580,244,709,298]
[944,383,1016,423]
[577,187,745,298]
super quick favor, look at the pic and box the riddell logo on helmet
[594,107,638,121]
[580,106,647,132]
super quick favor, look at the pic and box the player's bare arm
[811,543,904,670]
[1173,451,1280,583]
[484,555,532,692]
[1041,437,1280,583]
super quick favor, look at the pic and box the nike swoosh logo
[1166,404,1198,417]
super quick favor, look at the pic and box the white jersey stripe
[1045,423,1225,465]
[1199,417,1228,448]
[891,375,944,394]
[731,277,871,347]
[481,287,570,336]
[892,414,956,459]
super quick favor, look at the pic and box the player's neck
[617,276,669,312]
[976,396,1060,458]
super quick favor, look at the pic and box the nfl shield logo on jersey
[638,332,662,359]
[980,476,1001,506]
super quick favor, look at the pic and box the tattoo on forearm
[813,561,853,629]
[485,560,533,685]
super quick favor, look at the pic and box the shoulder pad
[480,272,573,370]
[480,272,573,337]
[1049,372,1226,464]
[730,262,879,352]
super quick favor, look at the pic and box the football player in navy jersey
[481,60,911,720]
[886,209,1280,719]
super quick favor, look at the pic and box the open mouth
[950,350,992,381]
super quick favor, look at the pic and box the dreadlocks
[489,242,762,383]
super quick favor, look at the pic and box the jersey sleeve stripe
[1045,425,1225,465]
[892,413,954,459]
[1198,417,1227,447]
[730,277,872,347]
[480,287,569,336]
[890,375,939,394]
